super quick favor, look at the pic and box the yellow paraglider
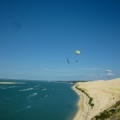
[75,50,80,55]
[75,50,80,62]
[66,50,80,64]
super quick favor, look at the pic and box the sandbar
[0,82,26,84]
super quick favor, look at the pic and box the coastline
[72,78,120,120]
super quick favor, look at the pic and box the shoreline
[72,78,120,120]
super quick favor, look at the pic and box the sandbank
[0,82,26,84]
[72,78,120,120]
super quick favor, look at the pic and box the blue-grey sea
[0,79,78,120]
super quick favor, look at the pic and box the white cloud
[42,68,65,72]
[41,67,103,73]
[78,68,104,71]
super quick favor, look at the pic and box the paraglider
[75,50,80,55]
[67,49,80,64]
[75,50,80,62]
[106,69,112,78]
[106,70,112,73]
[67,58,70,64]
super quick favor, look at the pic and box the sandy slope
[72,78,120,120]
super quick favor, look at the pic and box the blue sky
[0,0,120,80]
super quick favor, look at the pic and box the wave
[27,92,37,100]
[0,86,18,89]
[41,88,47,91]
[23,105,31,110]
[18,88,33,91]
[45,95,48,97]
[16,106,31,112]
[34,84,41,88]
[20,105,31,111]
[0,87,7,89]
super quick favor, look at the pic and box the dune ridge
[72,78,120,120]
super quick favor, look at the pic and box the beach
[72,78,120,120]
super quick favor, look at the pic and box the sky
[0,0,120,81]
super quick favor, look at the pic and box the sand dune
[73,78,120,120]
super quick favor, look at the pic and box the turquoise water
[0,80,78,120]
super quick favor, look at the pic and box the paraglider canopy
[67,58,70,64]
[75,50,80,55]
[106,70,112,78]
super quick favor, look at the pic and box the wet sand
[72,78,120,120]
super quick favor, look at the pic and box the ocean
[0,79,78,120]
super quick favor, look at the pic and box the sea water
[0,79,78,120]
